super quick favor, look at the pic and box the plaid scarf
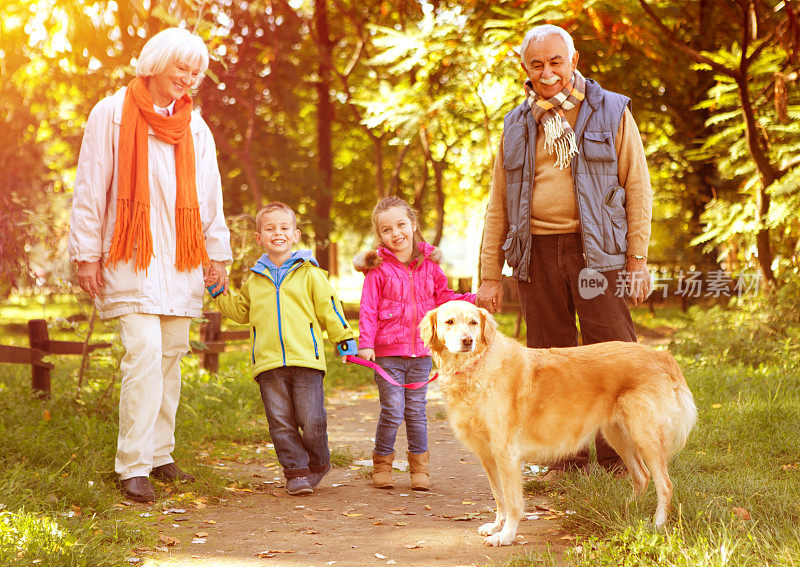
[524,70,586,170]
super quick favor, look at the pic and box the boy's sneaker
[308,463,332,488]
[286,477,313,495]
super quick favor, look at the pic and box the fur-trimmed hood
[353,242,441,273]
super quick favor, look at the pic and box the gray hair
[135,27,210,88]
[520,25,576,70]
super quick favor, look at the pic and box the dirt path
[139,385,570,566]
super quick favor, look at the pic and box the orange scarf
[107,76,209,273]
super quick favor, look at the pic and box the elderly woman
[68,27,232,503]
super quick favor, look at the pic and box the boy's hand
[204,260,229,296]
[358,348,375,362]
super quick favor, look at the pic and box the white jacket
[68,87,232,319]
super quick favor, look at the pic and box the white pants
[116,314,191,480]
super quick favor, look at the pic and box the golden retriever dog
[419,301,697,546]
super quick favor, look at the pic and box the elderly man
[477,24,652,479]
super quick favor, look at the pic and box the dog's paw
[483,530,515,547]
[478,521,502,536]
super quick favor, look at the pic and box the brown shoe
[151,462,195,483]
[372,451,395,489]
[120,476,155,503]
[407,451,430,491]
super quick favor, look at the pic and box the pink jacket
[354,242,476,358]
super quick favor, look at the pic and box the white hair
[520,24,576,69]
[135,27,210,87]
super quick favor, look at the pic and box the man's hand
[476,279,504,313]
[204,260,229,296]
[625,257,652,306]
[77,260,105,299]
[358,348,375,362]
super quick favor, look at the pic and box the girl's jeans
[373,356,432,455]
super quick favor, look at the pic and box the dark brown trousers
[517,233,636,471]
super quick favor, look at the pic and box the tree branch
[637,0,740,78]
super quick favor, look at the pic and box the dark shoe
[285,477,313,495]
[308,463,332,488]
[151,462,195,483]
[120,476,155,503]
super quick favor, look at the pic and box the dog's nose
[461,337,473,349]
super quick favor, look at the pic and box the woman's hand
[77,260,105,299]
[358,348,375,362]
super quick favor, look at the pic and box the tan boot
[408,451,430,491]
[372,451,395,489]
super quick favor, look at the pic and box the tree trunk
[313,0,335,273]
[735,73,778,287]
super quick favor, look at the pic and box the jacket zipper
[330,296,347,329]
[309,323,319,359]
[251,327,257,364]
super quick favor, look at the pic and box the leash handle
[345,355,438,390]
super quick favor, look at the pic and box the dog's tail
[661,353,698,457]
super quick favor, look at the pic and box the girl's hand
[358,348,375,362]
[203,266,218,286]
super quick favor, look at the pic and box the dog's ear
[419,309,439,350]
[478,306,498,346]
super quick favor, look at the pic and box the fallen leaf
[395,522,409,526]
[316,507,334,511]
[342,513,362,517]
[203,519,217,525]
[711,403,722,409]
[461,501,475,505]
[255,552,275,558]
[374,553,387,559]
[194,532,208,538]
[424,505,432,510]
[154,546,169,553]
[191,538,206,544]
[373,520,384,525]
[158,535,180,547]
[403,540,426,549]
[306,529,319,535]
[389,507,405,511]
[43,410,51,421]
[303,514,318,521]
[731,507,751,520]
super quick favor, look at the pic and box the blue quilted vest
[501,78,631,282]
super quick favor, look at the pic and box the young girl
[354,197,476,490]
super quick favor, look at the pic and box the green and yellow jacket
[210,250,357,379]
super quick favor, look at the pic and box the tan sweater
[480,103,652,281]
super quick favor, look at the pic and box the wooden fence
[0,319,110,398]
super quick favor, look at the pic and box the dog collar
[444,351,487,376]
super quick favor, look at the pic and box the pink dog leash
[344,355,439,390]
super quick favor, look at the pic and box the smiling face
[146,59,202,106]
[375,206,417,263]
[521,34,579,99]
[255,209,301,266]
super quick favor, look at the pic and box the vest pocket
[583,131,615,162]
[502,224,525,268]
[600,187,628,254]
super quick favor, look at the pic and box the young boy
[208,202,357,495]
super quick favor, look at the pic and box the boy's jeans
[257,367,330,479]
[373,356,432,456]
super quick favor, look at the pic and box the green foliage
[674,277,800,367]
